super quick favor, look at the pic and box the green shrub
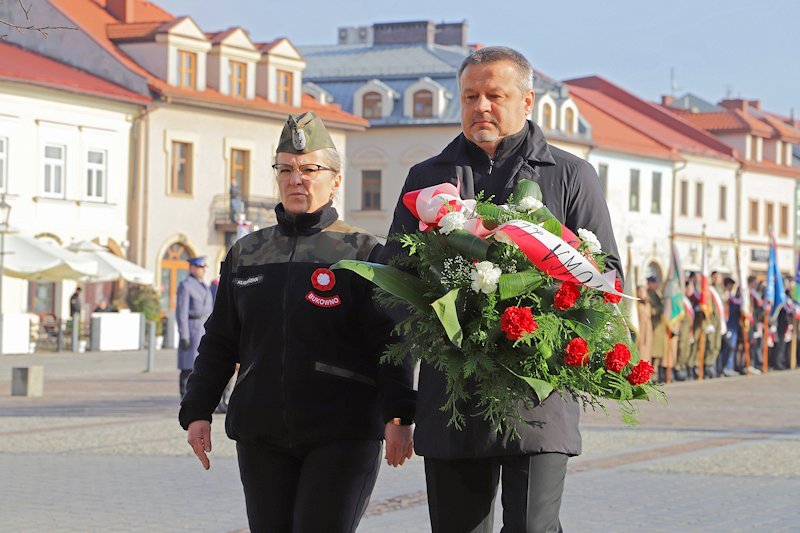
[127,285,164,335]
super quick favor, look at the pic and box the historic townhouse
[1,0,365,314]
[301,21,593,237]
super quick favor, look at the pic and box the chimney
[661,95,675,107]
[719,98,749,112]
[434,21,468,47]
[750,100,761,110]
[373,21,434,46]
[106,0,135,23]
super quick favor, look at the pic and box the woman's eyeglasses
[272,164,337,182]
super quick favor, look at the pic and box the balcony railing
[212,194,278,232]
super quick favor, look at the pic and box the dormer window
[177,50,197,89]
[542,103,553,130]
[363,92,382,118]
[229,60,246,97]
[277,70,293,104]
[413,90,433,118]
[564,107,575,134]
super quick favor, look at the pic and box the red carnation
[604,278,623,304]
[564,337,589,366]
[554,281,581,310]
[605,343,631,372]
[500,306,538,341]
[627,360,655,385]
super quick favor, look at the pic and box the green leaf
[498,270,543,300]
[501,363,554,402]
[431,288,463,348]
[542,218,562,237]
[330,260,431,310]
[446,230,491,260]
[564,308,607,338]
[514,179,542,201]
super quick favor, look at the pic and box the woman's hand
[384,422,413,467]
[187,420,212,470]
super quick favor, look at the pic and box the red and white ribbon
[402,183,490,237]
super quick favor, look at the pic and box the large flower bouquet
[333,180,662,433]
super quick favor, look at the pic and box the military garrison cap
[276,111,337,154]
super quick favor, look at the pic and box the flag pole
[697,227,708,381]
[762,310,769,373]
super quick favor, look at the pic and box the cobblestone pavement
[1,350,799,532]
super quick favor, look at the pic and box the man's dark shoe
[673,368,688,381]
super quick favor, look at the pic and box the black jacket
[381,121,621,459]
[179,203,416,447]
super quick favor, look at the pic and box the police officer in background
[177,256,213,397]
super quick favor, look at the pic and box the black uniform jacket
[381,121,622,459]
[180,203,416,447]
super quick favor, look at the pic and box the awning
[66,240,154,285]
[2,231,98,281]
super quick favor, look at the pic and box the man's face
[459,60,534,156]
[190,264,206,280]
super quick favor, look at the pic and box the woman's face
[275,150,341,216]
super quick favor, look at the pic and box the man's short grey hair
[458,46,533,95]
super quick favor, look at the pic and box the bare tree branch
[1,0,76,39]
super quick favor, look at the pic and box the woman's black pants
[236,439,382,533]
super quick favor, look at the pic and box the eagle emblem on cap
[292,128,307,151]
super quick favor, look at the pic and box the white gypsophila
[438,211,468,234]
[470,261,502,294]
[578,228,602,254]
[518,196,544,212]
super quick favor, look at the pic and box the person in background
[647,276,668,382]
[179,112,415,532]
[636,285,654,365]
[176,256,214,398]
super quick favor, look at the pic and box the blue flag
[765,233,786,321]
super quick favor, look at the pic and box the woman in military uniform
[179,112,415,532]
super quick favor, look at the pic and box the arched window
[161,242,192,313]
[542,104,553,130]
[362,92,382,118]
[564,107,575,134]
[413,90,433,118]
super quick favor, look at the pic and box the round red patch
[311,268,336,291]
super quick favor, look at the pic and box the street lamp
[0,194,12,356]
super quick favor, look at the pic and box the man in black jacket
[382,46,622,532]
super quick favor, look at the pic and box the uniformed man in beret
[176,256,213,397]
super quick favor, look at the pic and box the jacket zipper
[488,156,495,175]
[281,229,299,446]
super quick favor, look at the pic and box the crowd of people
[638,271,798,383]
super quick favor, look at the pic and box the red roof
[0,41,149,105]
[569,91,677,161]
[107,20,167,41]
[49,0,364,128]
[761,115,800,143]
[565,77,737,161]
[670,108,774,137]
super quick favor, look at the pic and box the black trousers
[424,453,569,533]
[236,439,381,533]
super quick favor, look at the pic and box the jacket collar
[276,201,339,236]
[438,120,557,167]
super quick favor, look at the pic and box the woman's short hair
[458,46,533,95]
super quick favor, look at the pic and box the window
[542,104,553,130]
[177,50,196,89]
[765,201,774,235]
[413,90,433,118]
[229,60,246,97]
[695,182,703,217]
[651,171,661,213]
[679,180,688,216]
[230,148,249,199]
[361,170,381,210]
[43,144,65,198]
[749,200,759,233]
[86,149,106,201]
[170,141,193,195]
[277,69,293,104]
[628,169,640,211]
[779,203,789,237]
[362,92,382,119]
[564,107,575,134]
[0,137,6,192]
[597,163,608,198]
[719,185,727,221]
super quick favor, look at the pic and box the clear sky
[156,0,800,116]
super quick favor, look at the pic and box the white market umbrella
[2,231,98,281]
[67,240,154,285]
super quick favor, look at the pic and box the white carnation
[578,228,602,254]
[493,231,515,246]
[470,261,502,294]
[518,196,544,212]
[438,211,467,234]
